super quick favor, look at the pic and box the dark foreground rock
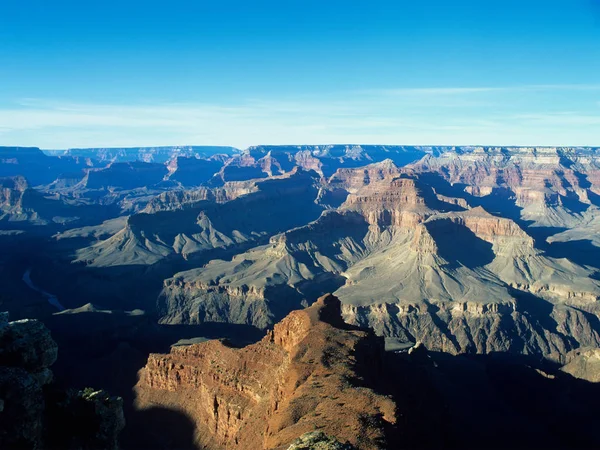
[0,311,124,449]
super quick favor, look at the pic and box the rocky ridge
[135,294,397,450]
[158,158,600,360]
[43,146,239,164]
[76,169,324,268]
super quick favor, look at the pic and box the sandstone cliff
[135,294,397,450]
[410,146,600,228]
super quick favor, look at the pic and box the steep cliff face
[326,159,402,193]
[135,295,397,450]
[343,301,600,362]
[410,146,600,227]
[165,156,226,187]
[340,171,467,231]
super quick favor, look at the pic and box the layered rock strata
[135,294,397,450]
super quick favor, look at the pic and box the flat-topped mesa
[135,294,397,450]
[327,159,402,193]
[407,209,534,264]
[345,176,425,209]
[0,146,46,157]
[342,175,439,228]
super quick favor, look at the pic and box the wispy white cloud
[362,87,501,96]
[0,84,599,148]
[363,84,600,96]
[512,112,600,126]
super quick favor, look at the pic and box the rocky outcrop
[0,312,124,449]
[343,301,600,361]
[76,169,324,267]
[0,313,58,385]
[410,146,600,227]
[561,347,600,382]
[0,312,56,449]
[287,431,356,449]
[45,388,125,450]
[135,294,397,450]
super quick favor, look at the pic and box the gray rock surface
[287,431,355,450]
[561,347,600,382]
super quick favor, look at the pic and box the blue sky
[1,0,600,149]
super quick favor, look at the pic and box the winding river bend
[22,268,66,311]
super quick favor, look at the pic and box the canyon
[3,144,600,448]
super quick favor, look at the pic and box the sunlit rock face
[5,145,600,366]
[135,294,396,450]
[154,149,600,361]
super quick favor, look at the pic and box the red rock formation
[134,294,397,449]
[294,150,323,175]
[428,208,532,242]
[327,159,402,192]
[411,147,600,211]
[342,174,443,229]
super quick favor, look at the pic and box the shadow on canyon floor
[386,351,600,450]
[123,407,200,450]
[545,238,600,269]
